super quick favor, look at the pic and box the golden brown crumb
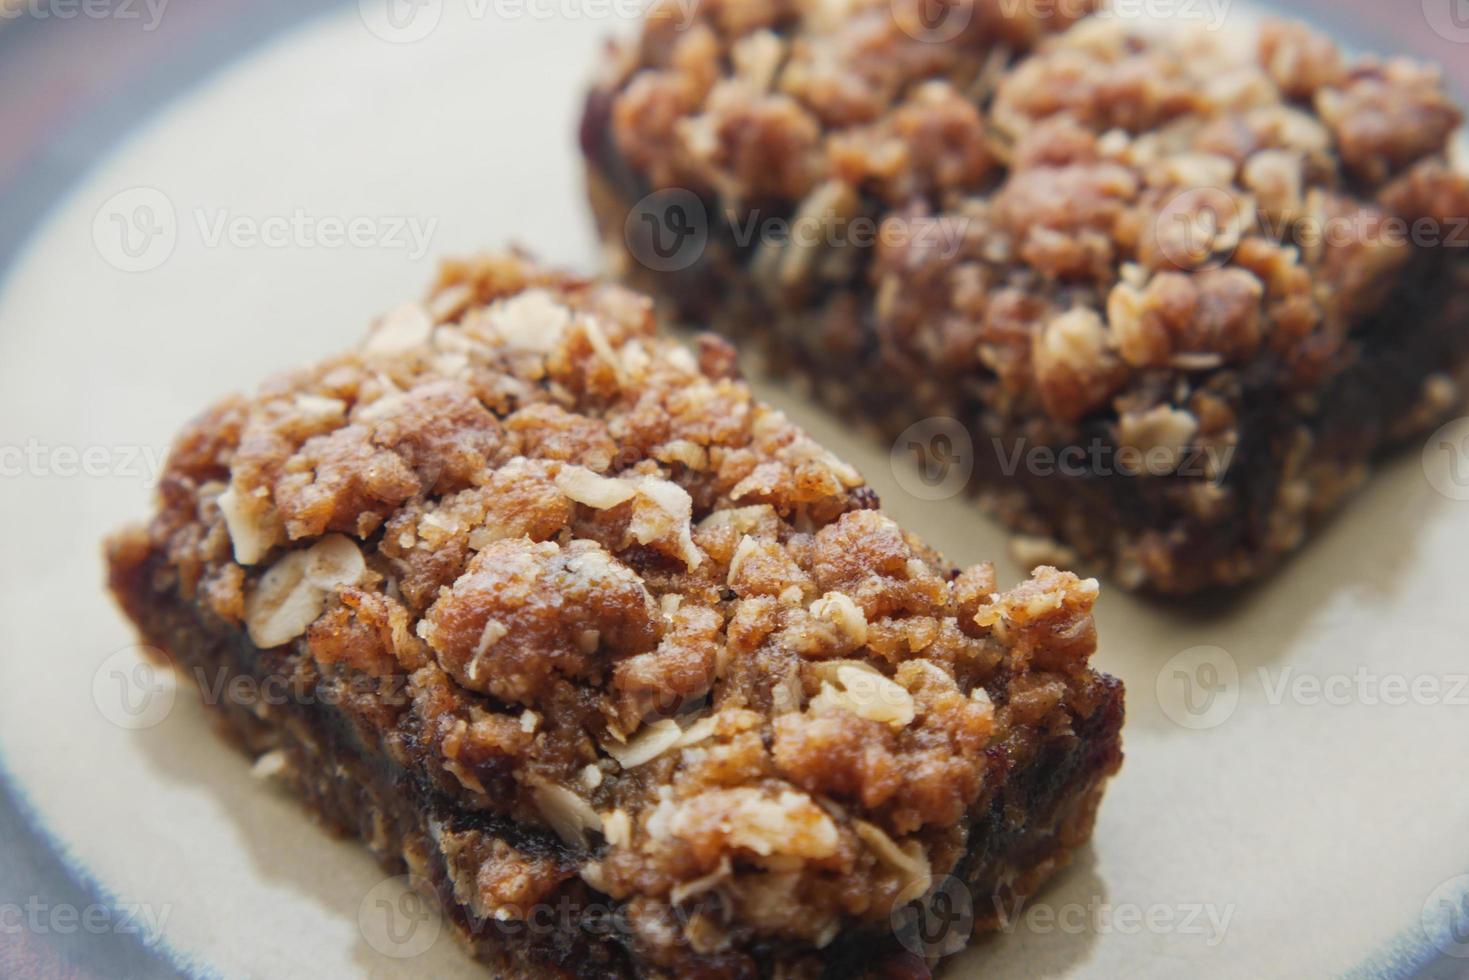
[585,11,1469,594]
[109,253,1123,974]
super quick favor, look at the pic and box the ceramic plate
[1,2,1467,977]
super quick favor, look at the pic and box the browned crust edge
[108,545,1123,979]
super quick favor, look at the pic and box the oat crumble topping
[584,6,1469,593]
[108,253,1123,976]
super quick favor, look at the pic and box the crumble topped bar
[583,9,1469,593]
[108,254,1124,977]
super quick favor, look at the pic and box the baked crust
[581,7,1469,593]
[107,254,1124,977]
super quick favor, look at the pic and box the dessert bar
[107,254,1125,977]
[582,7,1469,592]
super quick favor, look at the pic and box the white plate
[1,4,1466,977]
